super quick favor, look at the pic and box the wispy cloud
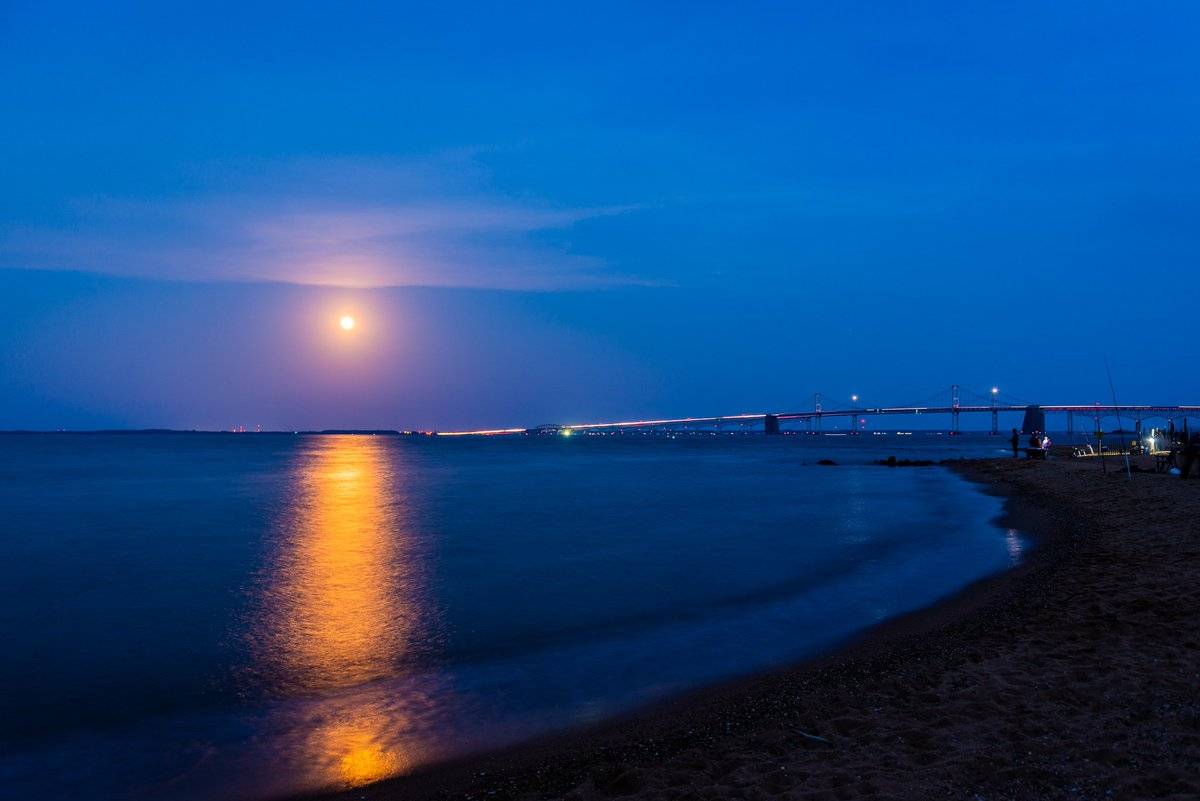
[1,154,642,289]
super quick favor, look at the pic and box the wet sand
[316,458,1200,801]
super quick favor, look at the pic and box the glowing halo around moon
[339,315,356,331]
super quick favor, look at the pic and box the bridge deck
[439,404,1198,436]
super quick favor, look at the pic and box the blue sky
[2,2,1197,429]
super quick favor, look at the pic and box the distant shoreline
[308,457,1199,801]
[0,428,1061,436]
[0,428,408,435]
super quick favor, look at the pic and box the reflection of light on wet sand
[310,709,410,787]
[256,435,435,792]
[333,725,399,785]
[1006,528,1024,564]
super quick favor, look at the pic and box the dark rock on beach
[875,455,937,467]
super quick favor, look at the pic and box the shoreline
[311,458,1199,801]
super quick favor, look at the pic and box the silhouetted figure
[1010,428,1020,458]
[1181,433,1200,479]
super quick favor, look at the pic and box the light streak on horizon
[569,413,765,430]
[438,413,766,436]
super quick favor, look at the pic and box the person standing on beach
[1181,432,1200,479]
[1011,428,1020,458]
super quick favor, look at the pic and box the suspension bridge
[439,385,1199,437]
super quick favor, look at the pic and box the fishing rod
[1106,363,1132,480]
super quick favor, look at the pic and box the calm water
[0,432,1023,800]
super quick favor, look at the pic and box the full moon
[339,315,356,331]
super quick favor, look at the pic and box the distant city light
[560,428,573,437]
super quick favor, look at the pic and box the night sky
[2,3,1196,430]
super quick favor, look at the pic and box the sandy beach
[315,457,1200,801]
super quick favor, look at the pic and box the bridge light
[851,394,859,402]
[992,387,999,395]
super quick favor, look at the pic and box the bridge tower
[952,384,961,434]
[1067,410,1074,435]
[813,393,822,432]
